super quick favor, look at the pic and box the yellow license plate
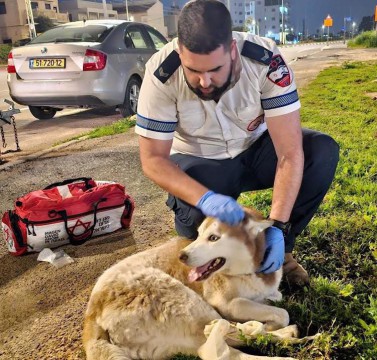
[29,58,66,69]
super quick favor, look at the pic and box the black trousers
[166,128,339,252]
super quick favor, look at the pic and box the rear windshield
[29,25,114,44]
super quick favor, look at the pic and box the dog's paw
[264,308,289,331]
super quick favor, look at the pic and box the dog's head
[179,208,273,282]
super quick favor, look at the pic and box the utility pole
[281,0,285,44]
[102,0,108,19]
[25,0,36,39]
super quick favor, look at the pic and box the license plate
[29,58,66,69]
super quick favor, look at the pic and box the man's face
[179,41,236,101]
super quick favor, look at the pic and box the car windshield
[29,25,114,44]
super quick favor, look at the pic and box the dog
[83,208,292,360]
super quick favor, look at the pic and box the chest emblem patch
[267,55,291,87]
[247,115,265,132]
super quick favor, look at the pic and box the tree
[35,16,56,34]
[358,16,374,32]
[232,25,248,32]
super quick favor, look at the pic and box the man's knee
[166,195,204,239]
[303,131,339,185]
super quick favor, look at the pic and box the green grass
[238,61,377,359]
[348,31,377,48]
[56,116,136,145]
[170,62,377,359]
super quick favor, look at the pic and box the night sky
[289,0,377,35]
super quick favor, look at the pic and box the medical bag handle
[43,177,94,190]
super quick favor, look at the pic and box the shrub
[0,44,11,64]
[348,31,377,48]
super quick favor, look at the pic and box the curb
[0,135,89,171]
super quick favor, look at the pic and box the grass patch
[57,116,136,145]
[173,61,377,359]
[84,116,136,138]
[348,31,377,48]
[239,61,377,359]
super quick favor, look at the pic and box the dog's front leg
[217,297,289,331]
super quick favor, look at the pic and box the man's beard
[185,67,233,101]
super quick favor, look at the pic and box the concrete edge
[0,135,90,171]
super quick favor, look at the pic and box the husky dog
[83,208,291,360]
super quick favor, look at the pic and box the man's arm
[138,135,245,225]
[266,109,304,222]
[138,135,208,206]
[258,109,303,274]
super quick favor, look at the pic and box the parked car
[7,20,168,120]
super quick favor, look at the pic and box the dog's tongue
[188,261,211,282]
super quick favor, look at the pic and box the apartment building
[0,0,69,44]
[58,0,118,21]
[223,0,290,41]
[162,0,290,41]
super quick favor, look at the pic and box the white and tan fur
[83,208,290,360]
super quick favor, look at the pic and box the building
[162,0,291,42]
[113,0,167,37]
[0,0,69,44]
[58,0,118,21]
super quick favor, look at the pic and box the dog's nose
[179,251,188,263]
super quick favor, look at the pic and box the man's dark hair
[178,0,232,54]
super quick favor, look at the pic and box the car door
[123,24,157,76]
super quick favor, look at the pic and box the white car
[7,20,167,120]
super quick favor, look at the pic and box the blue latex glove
[258,226,285,274]
[196,191,244,226]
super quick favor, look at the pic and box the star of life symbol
[68,219,92,235]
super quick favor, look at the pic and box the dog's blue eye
[208,234,220,242]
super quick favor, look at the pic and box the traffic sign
[324,15,333,27]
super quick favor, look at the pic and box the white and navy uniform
[135,32,339,250]
[136,32,300,160]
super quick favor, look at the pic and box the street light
[352,22,356,38]
[252,19,259,36]
[322,25,325,41]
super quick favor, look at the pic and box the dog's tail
[83,312,131,360]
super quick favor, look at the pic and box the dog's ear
[242,213,273,236]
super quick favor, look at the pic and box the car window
[146,28,167,50]
[29,25,115,44]
[125,27,149,49]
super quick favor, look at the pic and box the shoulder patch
[153,50,181,84]
[241,41,273,65]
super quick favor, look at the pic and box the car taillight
[83,49,107,71]
[7,52,16,73]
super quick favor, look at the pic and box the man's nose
[198,73,211,88]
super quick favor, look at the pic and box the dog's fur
[83,208,289,359]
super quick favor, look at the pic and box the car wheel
[118,77,142,117]
[29,106,57,120]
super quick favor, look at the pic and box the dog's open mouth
[188,257,226,282]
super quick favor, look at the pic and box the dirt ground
[0,46,376,360]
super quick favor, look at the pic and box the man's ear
[230,39,237,60]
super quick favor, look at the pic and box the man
[135,0,339,285]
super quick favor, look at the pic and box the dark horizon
[289,0,376,35]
